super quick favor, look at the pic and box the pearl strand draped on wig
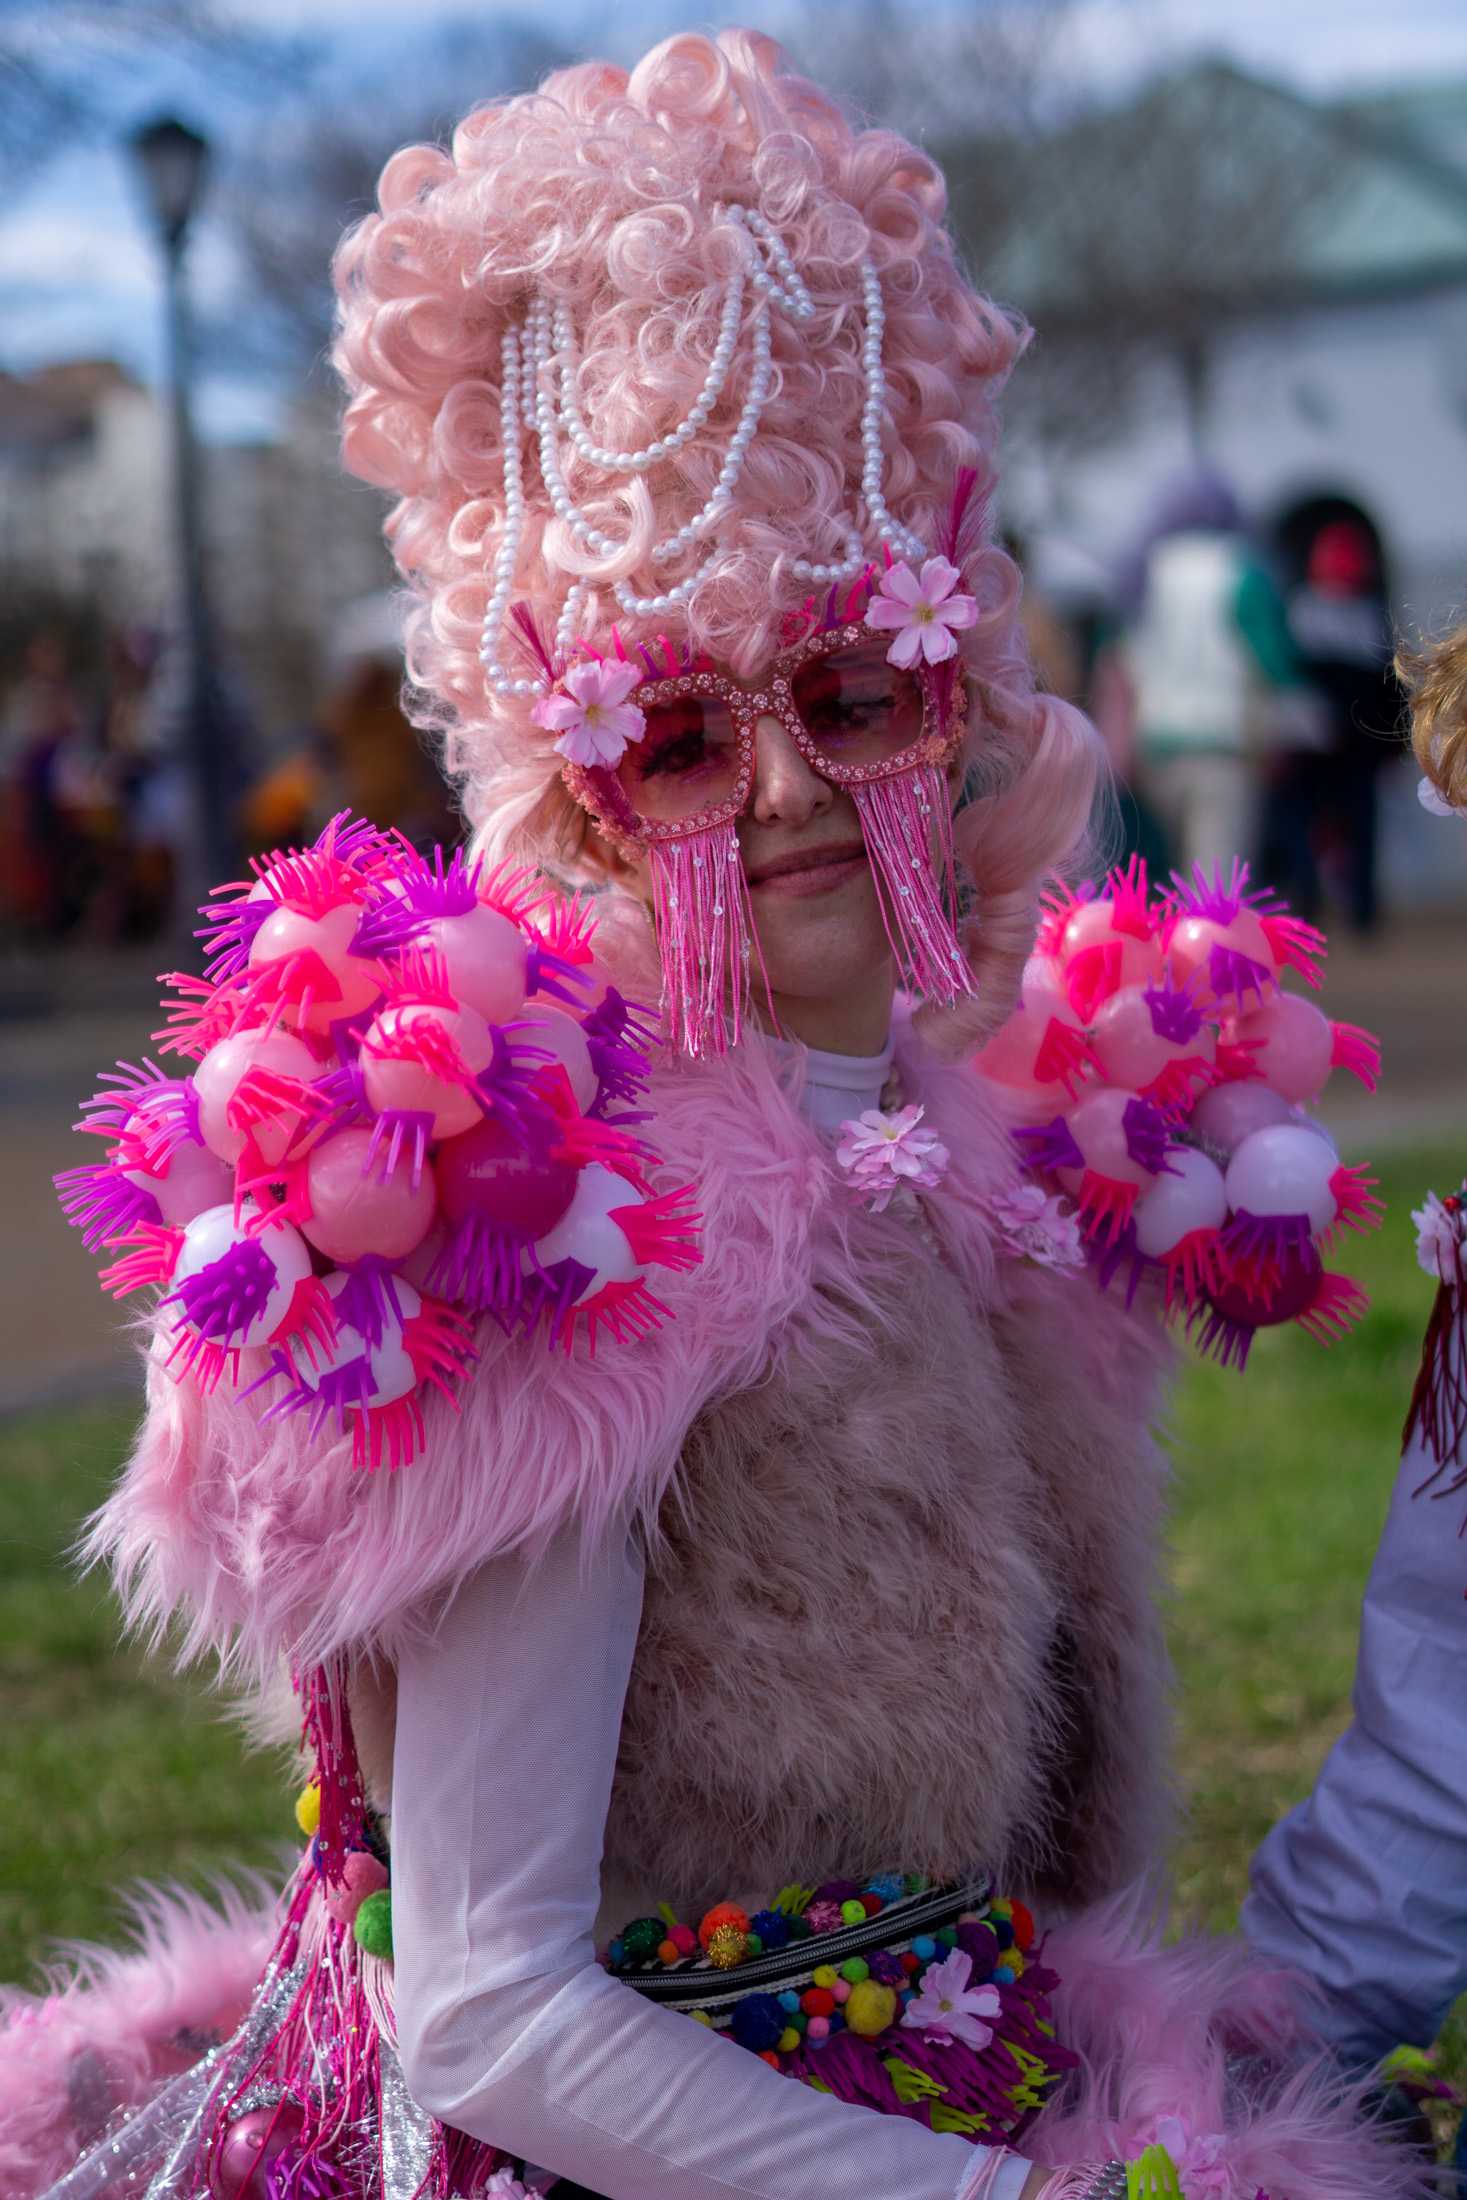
[477,203,926,699]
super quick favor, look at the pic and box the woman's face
[733,714,894,1007]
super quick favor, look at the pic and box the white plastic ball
[1224,1124,1338,1233]
[172,1202,312,1346]
[1132,1147,1229,1260]
[322,1273,422,1406]
[532,1164,644,1305]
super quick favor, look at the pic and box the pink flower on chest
[899,1947,1002,2050]
[865,555,979,669]
[835,1103,949,1212]
[532,659,647,768]
[991,1181,1087,1271]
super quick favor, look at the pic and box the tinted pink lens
[616,692,744,826]
[789,641,925,769]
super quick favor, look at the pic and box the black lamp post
[129,115,238,903]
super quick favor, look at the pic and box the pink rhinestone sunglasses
[560,618,970,857]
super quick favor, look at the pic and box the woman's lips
[746,843,869,898]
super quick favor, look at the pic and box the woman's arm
[390,1527,1035,2200]
[1244,1431,1467,2070]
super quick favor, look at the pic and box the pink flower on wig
[898,1947,1001,2050]
[866,557,978,668]
[991,1182,1086,1271]
[533,660,646,768]
[836,1103,948,1212]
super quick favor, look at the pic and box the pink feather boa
[0,1881,275,2200]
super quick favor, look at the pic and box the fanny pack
[604,1871,1076,2145]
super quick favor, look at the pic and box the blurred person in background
[1117,470,1313,880]
[87,625,173,941]
[1265,519,1401,937]
[0,628,87,936]
[241,593,458,854]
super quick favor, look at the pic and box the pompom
[698,1900,750,1951]
[749,1909,790,1951]
[844,1979,898,2037]
[729,1994,785,2053]
[616,1916,666,1967]
[352,1889,393,1959]
[705,1924,747,1969]
[294,1782,321,1837]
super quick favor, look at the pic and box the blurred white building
[992,67,1467,903]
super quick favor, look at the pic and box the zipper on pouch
[626,1877,992,2009]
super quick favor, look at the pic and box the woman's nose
[750,715,832,829]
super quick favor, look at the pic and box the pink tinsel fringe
[648,820,766,1058]
[854,764,974,1007]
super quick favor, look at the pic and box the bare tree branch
[0,1,300,184]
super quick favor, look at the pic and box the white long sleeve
[1244,1423,1467,2070]
[390,1528,1030,2200]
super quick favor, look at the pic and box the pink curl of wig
[332,28,1100,1042]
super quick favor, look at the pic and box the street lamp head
[130,116,210,250]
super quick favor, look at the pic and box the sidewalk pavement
[1,920,1461,1419]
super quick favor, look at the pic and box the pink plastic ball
[194,1028,322,1166]
[1060,899,1163,990]
[1165,909,1276,1005]
[1189,1080,1295,1157]
[323,1848,390,1927]
[1229,991,1333,1105]
[396,1218,450,1293]
[1089,986,1216,1093]
[1224,1124,1338,1232]
[302,1126,437,1263]
[424,903,528,1025]
[123,1139,234,1228]
[209,2104,306,2200]
[1132,1147,1228,1260]
[247,901,381,1030]
[522,1007,598,1112]
[975,965,1087,1091]
[1057,1088,1157,1192]
[360,1004,496,1140]
[437,1116,578,1238]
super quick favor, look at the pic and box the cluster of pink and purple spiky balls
[976,858,1384,1366]
[56,814,701,1467]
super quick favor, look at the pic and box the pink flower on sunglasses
[866,556,979,669]
[532,659,647,768]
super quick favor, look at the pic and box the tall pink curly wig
[332,27,1100,1050]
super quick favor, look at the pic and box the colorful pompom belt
[603,1873,1077,2146]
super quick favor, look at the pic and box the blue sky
[6,0,1466,441]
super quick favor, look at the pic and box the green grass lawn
[3,1142,1462,2006]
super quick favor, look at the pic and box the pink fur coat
[90,1004,1174,1911]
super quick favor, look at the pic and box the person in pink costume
[0,31,1428,2200]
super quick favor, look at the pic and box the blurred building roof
[0,359,143,464]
